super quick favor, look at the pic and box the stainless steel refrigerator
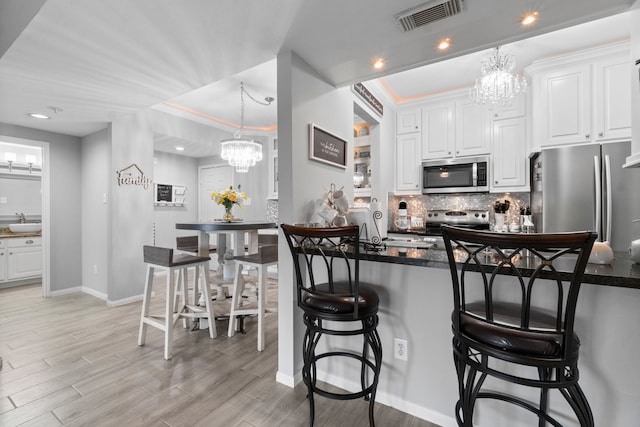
[531,141,640,252]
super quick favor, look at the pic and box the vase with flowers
[211,185,247,221]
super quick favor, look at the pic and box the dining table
[176,220,278,261]
[175,220,278,305]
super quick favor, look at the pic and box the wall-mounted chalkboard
[309,123,347,169]
[154,183,186,206]
[156,184,172,202]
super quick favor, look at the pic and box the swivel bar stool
[441,225,597,427]
[281,224,382,427]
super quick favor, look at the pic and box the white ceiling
[0,0,635,157]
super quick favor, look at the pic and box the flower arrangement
[211,185,247,220]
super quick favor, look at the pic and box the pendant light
[220,82,274,173]
[469,46,527,106]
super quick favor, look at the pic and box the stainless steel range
[424,209,490,236]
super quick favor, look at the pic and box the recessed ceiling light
[175,146,185,151]
[437,38,452,50]
[28,113,50,119]
[372,57,385,70]
[521,11,538,26]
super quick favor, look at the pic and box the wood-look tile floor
[0,279,438,427]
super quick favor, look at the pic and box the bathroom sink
[9,223,42,233]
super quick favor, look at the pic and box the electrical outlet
[394,337,408,361]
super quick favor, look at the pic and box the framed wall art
[309,123,347,169]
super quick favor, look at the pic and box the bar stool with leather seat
[138,245,217,360]
[441,225,597,427]
[227,242,278,351]
[281,224,383,427]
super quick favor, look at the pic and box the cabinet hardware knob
[585,134,590,139]
[448,151,451,155]
[494,113,498,118]
[598,132,603,137]
[26,240,34,244]
[495,181,498,184]
[456,151,459,154]
[9,252,13,255]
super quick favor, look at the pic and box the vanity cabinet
[6,237,42,281]
[0,239,6,281]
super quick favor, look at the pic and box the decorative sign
[154,183,186,206]
[352,83,383,116]
[309,124,347,169]
[116,163,152,189]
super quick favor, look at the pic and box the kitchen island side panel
[311,260,640,427]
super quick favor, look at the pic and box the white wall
[0,123,82,293]
[629,0,640,163]
[81,127,111,297]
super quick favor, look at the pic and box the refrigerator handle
[594,156,601,240]
[605,154,612,242]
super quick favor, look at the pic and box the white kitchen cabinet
[395,133,421,192]
[537,63,592,147]
[488,94,525,120]
[396,108,421,134]
[420,101,454,160]
[593,56,631,141]
[455,98,492,157]
[0,239,6,281]
[7,237,42,280]
[421,97,490,160]
[491,117,527,191]
[533,44,631,148]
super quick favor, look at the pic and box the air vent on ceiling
[395,0,464,32]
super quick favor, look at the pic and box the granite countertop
[359,242,640,290]
[0,227,42,239]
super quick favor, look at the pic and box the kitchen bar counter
[360,242,640,289]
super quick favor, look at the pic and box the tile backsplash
[388,192,530,232]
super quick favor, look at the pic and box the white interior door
[199,164,233,221]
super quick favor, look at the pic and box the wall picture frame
[309,123,348,169]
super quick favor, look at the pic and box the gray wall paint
[0,122,82,292]
[152,150,198,248]
[110,111,154,302]
[81,127,111,296]
[276,51,356,383]
[630,1,640,158]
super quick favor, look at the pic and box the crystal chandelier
[469,47,527,106]
[220,82,274,173]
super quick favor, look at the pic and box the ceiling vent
[395,0,464,32]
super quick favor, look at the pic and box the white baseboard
[81,286,108,301]
[106,293,144,307]
[317,369,457,427]
[50,286,82,296]
[276,370,301,388]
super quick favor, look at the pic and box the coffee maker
[395,198,408,230]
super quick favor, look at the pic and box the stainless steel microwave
[422,156,489,194]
